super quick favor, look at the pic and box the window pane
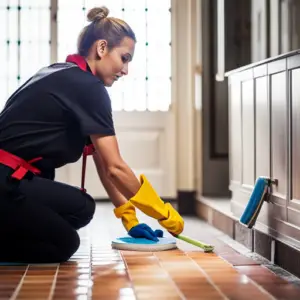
[20,1,50,84]
[57,0,85,61]
[146,0,171,111]
[0,1,50,111]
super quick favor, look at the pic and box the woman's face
[95,37,135,87]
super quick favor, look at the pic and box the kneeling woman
[0,6,184,263]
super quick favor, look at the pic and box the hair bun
[87,6,109,22]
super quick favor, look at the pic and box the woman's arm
[92,151,129,207]
[90,134,141,200]
[91,135,163,240]
[90,134,184,236]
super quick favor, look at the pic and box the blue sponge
[240,176,270,228]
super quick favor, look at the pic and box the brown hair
[77,6,136,57]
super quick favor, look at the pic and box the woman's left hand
[128,223,163,242]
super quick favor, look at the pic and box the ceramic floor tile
[235,265,300,299]
[0,203,299,300]
[219,253,261,266]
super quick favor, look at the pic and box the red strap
[81,152,87,193]
[80,144,95,193]
[83,144,95,156]
[0,149,41,180]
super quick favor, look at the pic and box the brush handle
[175,234,214,252]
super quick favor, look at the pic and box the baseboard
[196,198,300,279]
[177,190,197,216]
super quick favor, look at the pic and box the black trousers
[0,166,96,263]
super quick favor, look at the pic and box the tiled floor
[1,202,300,300]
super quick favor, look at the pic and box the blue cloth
[113,236,176,245]
[128,223,163,242]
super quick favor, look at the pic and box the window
[57,0,171,111]
[0,0,50,110]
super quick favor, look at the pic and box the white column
[172,0,200,191]
[50,0,58,64]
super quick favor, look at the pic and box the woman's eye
[122,56,129,63]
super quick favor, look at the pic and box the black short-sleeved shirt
[0,62,115,177]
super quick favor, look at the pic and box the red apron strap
[0,149,41,180]
[80,144,95,193]
[81,153,87,193]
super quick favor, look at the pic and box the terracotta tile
[0,274,23,279]
[27,265,58,269]
[135,291,181,299]
[261,283,300,300]
[0,289,16,298]
[235,265,287,283]
[219,253,261,266]
[15,292,51,299]
[218,286,272,300]
[0,270,26,276]
[121,251,154,257]
[235,266,300,299]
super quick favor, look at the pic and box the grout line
[9,264,30,300]
[187,256,229,300]
[153,253,186,300]
[245,276,277,300]
[119,250,139,300]
[216,255,277,300]
[88,244,92,300]
[47,264,60,300]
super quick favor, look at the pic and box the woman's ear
[96,40,108,59]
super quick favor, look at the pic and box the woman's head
[78,6,136,86]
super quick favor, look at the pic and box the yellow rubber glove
[113,201,139,232]
[129,174,184,235]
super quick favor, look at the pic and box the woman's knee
[58,230,80,262]
[81,193,96,225]
[70,192,96,229]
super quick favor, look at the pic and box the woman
[0,6,184,263]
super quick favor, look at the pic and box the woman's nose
[121,64,128,75]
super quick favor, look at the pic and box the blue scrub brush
[239,176,277,229]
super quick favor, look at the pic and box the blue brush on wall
[240,176,277,229]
